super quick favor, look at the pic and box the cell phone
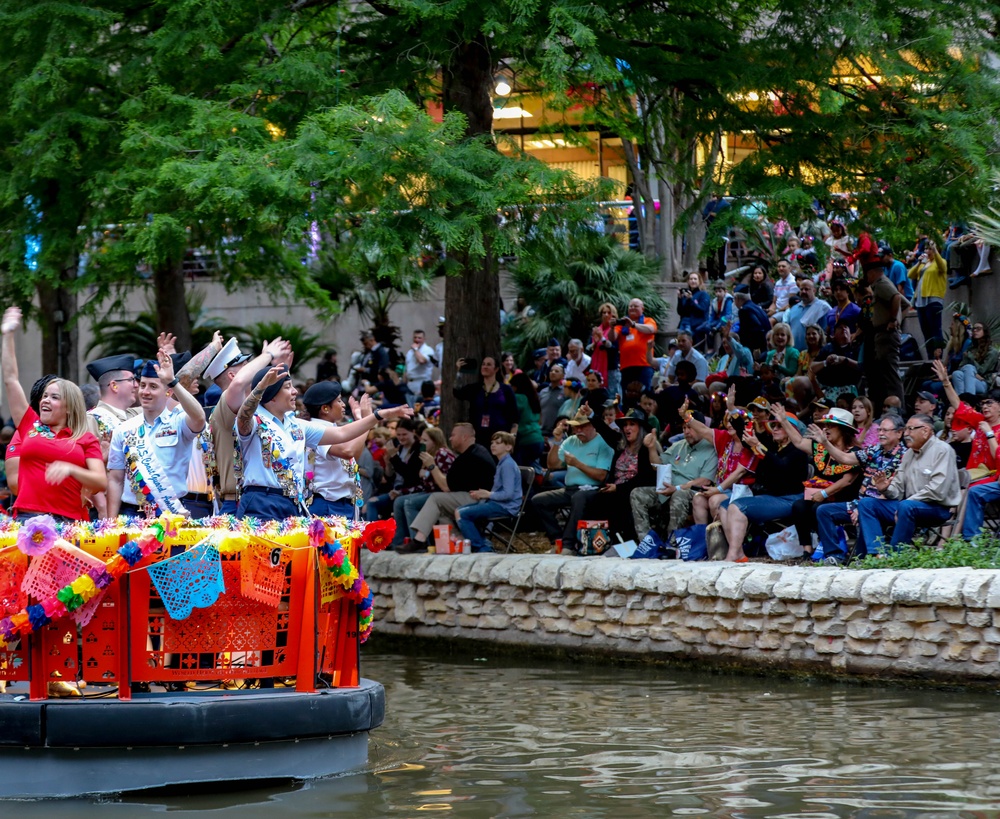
[691,485,707,492]
[391,438,400,448]
[459,358,479,374]
[419,443,427,453]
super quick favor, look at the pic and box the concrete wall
[365,553,1000,685]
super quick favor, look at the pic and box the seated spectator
[706,281,735,350]
[951,321,997,397]
[530,410,615,548]
[414,380,440,418]
[686,407,759,525]
[765,323,800,380]
[715,414,810,562]
[858,414,961,554]
[365,417,424,521]
[782,280,831,350]
[933,359,1000,484]
[406,423,496,550]
[943,407,974,468]
[733,289,771,356]
[577,407,661,541]
[629,410,720,541]
[851,396,879,448]
[769,405,861,555]
[559,378,584,419]
[582,370,610,411]
[796,324,826,377]
[663,332,709,385]
[745,265,774,312]
[811,413,906,564]
[455,432,522,553]
[653,361,701,437]
[771,260,799,315]
[390,426,455,548]
[637,390,663,435]
[812,321,860,404]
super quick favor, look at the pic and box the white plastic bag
[764,525,803,561]
[730,484,752,502]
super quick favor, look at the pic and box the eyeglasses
[111,377,137,384]
[973,325,985,331]
[903,424,930,432]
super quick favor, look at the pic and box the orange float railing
[0,516,376,701]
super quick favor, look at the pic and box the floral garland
[339,457,364,513]
[0,517,175,642]
[253,414,300,502]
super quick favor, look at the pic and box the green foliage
[503,232,667,367]
[85,291,242,359]
[238,322,325,378]
[851,534,1000,570]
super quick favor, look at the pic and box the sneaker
[823,555,844,566]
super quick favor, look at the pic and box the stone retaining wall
[365,553,1000,684]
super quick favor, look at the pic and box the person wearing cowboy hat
[530,408,615,549]
[807,412,907,564]
[767,405,862,556]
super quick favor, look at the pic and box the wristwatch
[987,432,996,440]
[373,408,384,421]
[167,377,179,388]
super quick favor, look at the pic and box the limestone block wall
[364,553,1000,684]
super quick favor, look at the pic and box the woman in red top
[1,307,106,522]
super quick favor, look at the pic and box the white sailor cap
[204,337,251,380]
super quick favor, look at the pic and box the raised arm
[224,338,291,413]
[931,359,960,410]
[155,351,205,434]
[1,307,29,426]
[805,424,860,465]
[318,403,412,447]
[770,403,811,453]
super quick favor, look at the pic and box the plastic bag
[764,525,803,561]
[672,524,708,561]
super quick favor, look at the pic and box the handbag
[576,520,611,556]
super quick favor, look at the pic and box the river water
[16,646,1000,817]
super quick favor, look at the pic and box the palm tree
[503,232,668,368]
[86,291,243,359]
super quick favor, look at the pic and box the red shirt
[956,402,1000,484]
[12,409,102,520]
[713,428,757,486]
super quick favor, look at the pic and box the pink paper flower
[16,516,58,556]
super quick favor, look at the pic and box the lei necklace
[340,457,364,513]
[253,414,301,502]
[198,430,217,499]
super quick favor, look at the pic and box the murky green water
[13,646,1000,817]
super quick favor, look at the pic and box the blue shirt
[886,259,913,299]
[236,406,326,495]
[559,433,615,487]
[489,454,522,515]
[108,409,197,505]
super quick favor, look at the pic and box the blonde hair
[422,426,446,452]
[52,379,89,441]
[598,302,618,319]
[770,323,793,345]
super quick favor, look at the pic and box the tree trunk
[439,35,501,432]
[153,259,192,352]
[36,273,78,381]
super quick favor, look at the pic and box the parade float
[0,512,392,799]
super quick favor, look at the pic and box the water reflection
[11,648,1000,817]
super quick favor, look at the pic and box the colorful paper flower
[16,515,58,556]
[363,519,395,553]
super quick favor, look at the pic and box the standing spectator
[702,193,731,279]
[825,279,861,335]
[862,262,908,412]
[677,272,711,347]
[908,239,947,347]
[316,349,340,382]
[858,414,961,554]
[951,321,997,396]
[454,356,519,447]
[798,204,831,243]
[879,243,913,299]
[616,298,658,390]
[434,317,445,378]
[782,280,832,350]
[536,338,567,387]
[537,363,566,436]
[509,372,544,467]
[564,339,591,382]
[500,351,518,384]
[825,219,854,276]
[353,331,390,389]
[404,330,435,404]
[588,303,621,399]
[733,289,771,356]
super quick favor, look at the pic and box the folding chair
[485,466,537,553]
[912,469,970,547]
